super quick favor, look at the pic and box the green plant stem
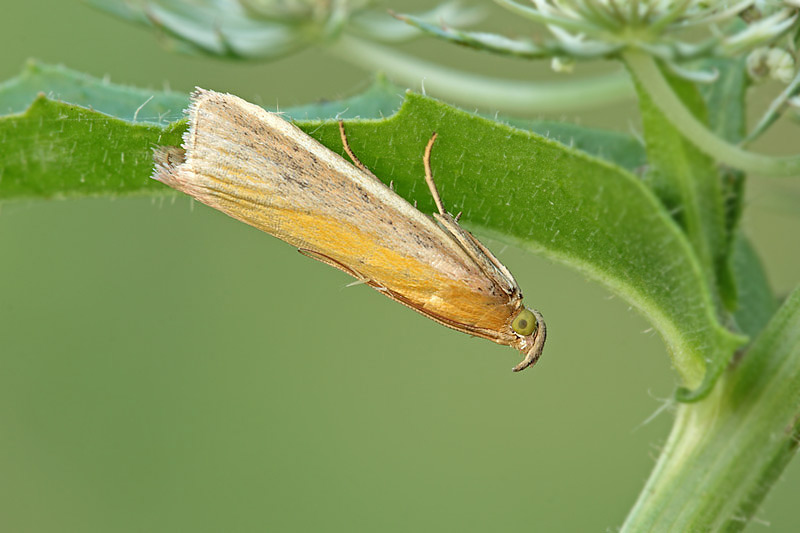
[328,34,633,113]
[623,49,800,177]
[622,287,800,532]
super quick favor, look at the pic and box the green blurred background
[1,1,799,531]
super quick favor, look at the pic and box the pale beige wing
[153,89,519,335]
[433,212,521,298]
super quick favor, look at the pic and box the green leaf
[503,117,646,171]
[634,64,730,307]
[0,61,404,123]
[697,58,749,314]
[0,60,189,123]
[697,58,747,144]
[0,62,640,194]
[0,96,183,200]
[279,74,404,121]
[730,233,778,340]
[633,65,743,399]
[0,65,743,397]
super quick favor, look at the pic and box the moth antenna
[423,132,446,215]
[338,121,369,174]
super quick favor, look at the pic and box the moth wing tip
[191,87,211,100]
[151,146,186,188]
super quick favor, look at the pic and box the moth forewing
[432,212,520,298]
[152,88,546,372]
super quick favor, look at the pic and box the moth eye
[511,308,537,336]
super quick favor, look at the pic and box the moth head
[511,308,536,336]
[510,307,546,373]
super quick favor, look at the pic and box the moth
[153,89,546,371]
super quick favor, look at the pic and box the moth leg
[338,121,380,180]
[422,132,446,216]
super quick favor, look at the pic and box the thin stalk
[623,49,800,177]
[328,34,633,113]
[622,288,800,531]
[743,68,800,146]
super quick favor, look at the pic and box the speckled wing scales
[152,89,521,342]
